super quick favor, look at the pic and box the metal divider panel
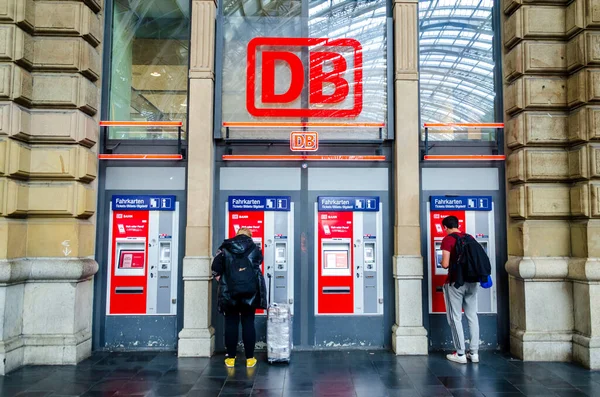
[273,211,289,305]
[353,212,364,314]
[362,212,378,314]
[157,211,174,314]
[147,211,160,314]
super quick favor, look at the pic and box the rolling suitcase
[266,274,292,364]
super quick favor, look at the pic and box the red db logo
[246,37,363,118]
[290,131,318,151]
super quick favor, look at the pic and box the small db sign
[247,37,363,118]
[290,131,318,152]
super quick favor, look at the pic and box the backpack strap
[448,233,461,241]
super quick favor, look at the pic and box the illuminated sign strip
[424,155,506,161]
[99,154,183,160]
[222,155,386,161]
[100,121,183,127]
[223,122,385,128]
[423,123,504,128]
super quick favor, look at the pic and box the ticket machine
[315,196,383,315]
[226,196,294,313]
[107,195,179,315]
[428,195,497,314]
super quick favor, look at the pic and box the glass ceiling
[419,0,496,125]
[220,0,389,139]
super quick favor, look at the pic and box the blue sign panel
[228,196,291,211]
[430,196,493,211]
[112,195,176,211]
[318,196,380,212]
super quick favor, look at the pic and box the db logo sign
[246,37,363,118]
[290,131,318,151]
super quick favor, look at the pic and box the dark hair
[442,215,459,229]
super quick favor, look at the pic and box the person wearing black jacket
[212,227,267,368]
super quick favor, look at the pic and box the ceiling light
[150,72,161,77]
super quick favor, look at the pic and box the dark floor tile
[131,369,164,382]
[384,390,422,397]
[191,376,226,390]
[199,366,231,378]
[480,393,525,397]
[227,369,259,381]
[552,373,597,387]
[0,386,28,397]
[542,379,578,390]
[13,392,53,397]
[251,390,284,396]
[313,382,354,394]
[79,392,117,397]
[117,380,156,394]
[473,379,520,393]
[354,380,389,393]
[379,375,415,390]
[439,376,476,389]
[552,390,589,397]
[352,375,385,389]
[408,374,444,387]
[463,365,506,380]
[283,379,313,392]
[103,369,140,380]
[150,383,193,396]
[417,385,453,396]
[514,384,552,396]
[280,392,313,397]
[254,376,285,390]
[502,373,538,386]
[158,369,202,384]
[28,378,91,395]
[171,358,210,370]
[186,390,221,397]
[257,366,287,377]
[126,354,157,362]
[311,391,357,397]
[88,380,129,392]
[221,380,254,394]
[450,389,486,397]
[575,383,600,396]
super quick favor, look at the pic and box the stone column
[567,2,600,368]
[0,0,102,374]
[391,0,428,355]
[503,0,600,367]
[178,0,216,357]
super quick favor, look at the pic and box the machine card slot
[115,287,143,294]
[322,287,351,294]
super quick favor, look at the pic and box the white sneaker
[446,352,467,364]
[467,352,479,363]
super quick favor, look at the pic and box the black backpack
[223,249,257,299]
[451,233,491,283]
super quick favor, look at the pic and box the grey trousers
[443,282,480,355]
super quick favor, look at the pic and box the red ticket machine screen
[118,251,145,269]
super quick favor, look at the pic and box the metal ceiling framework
[419,0,496,126]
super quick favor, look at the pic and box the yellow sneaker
[246,357,257,368]
[225,357,235,368]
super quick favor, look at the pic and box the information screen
[324,250,349,270]
[118,251,145,269]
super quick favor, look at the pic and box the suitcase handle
[267,272,272,306]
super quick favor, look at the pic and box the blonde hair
[236,227,253,238]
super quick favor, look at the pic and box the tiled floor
[1,350,599,397]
